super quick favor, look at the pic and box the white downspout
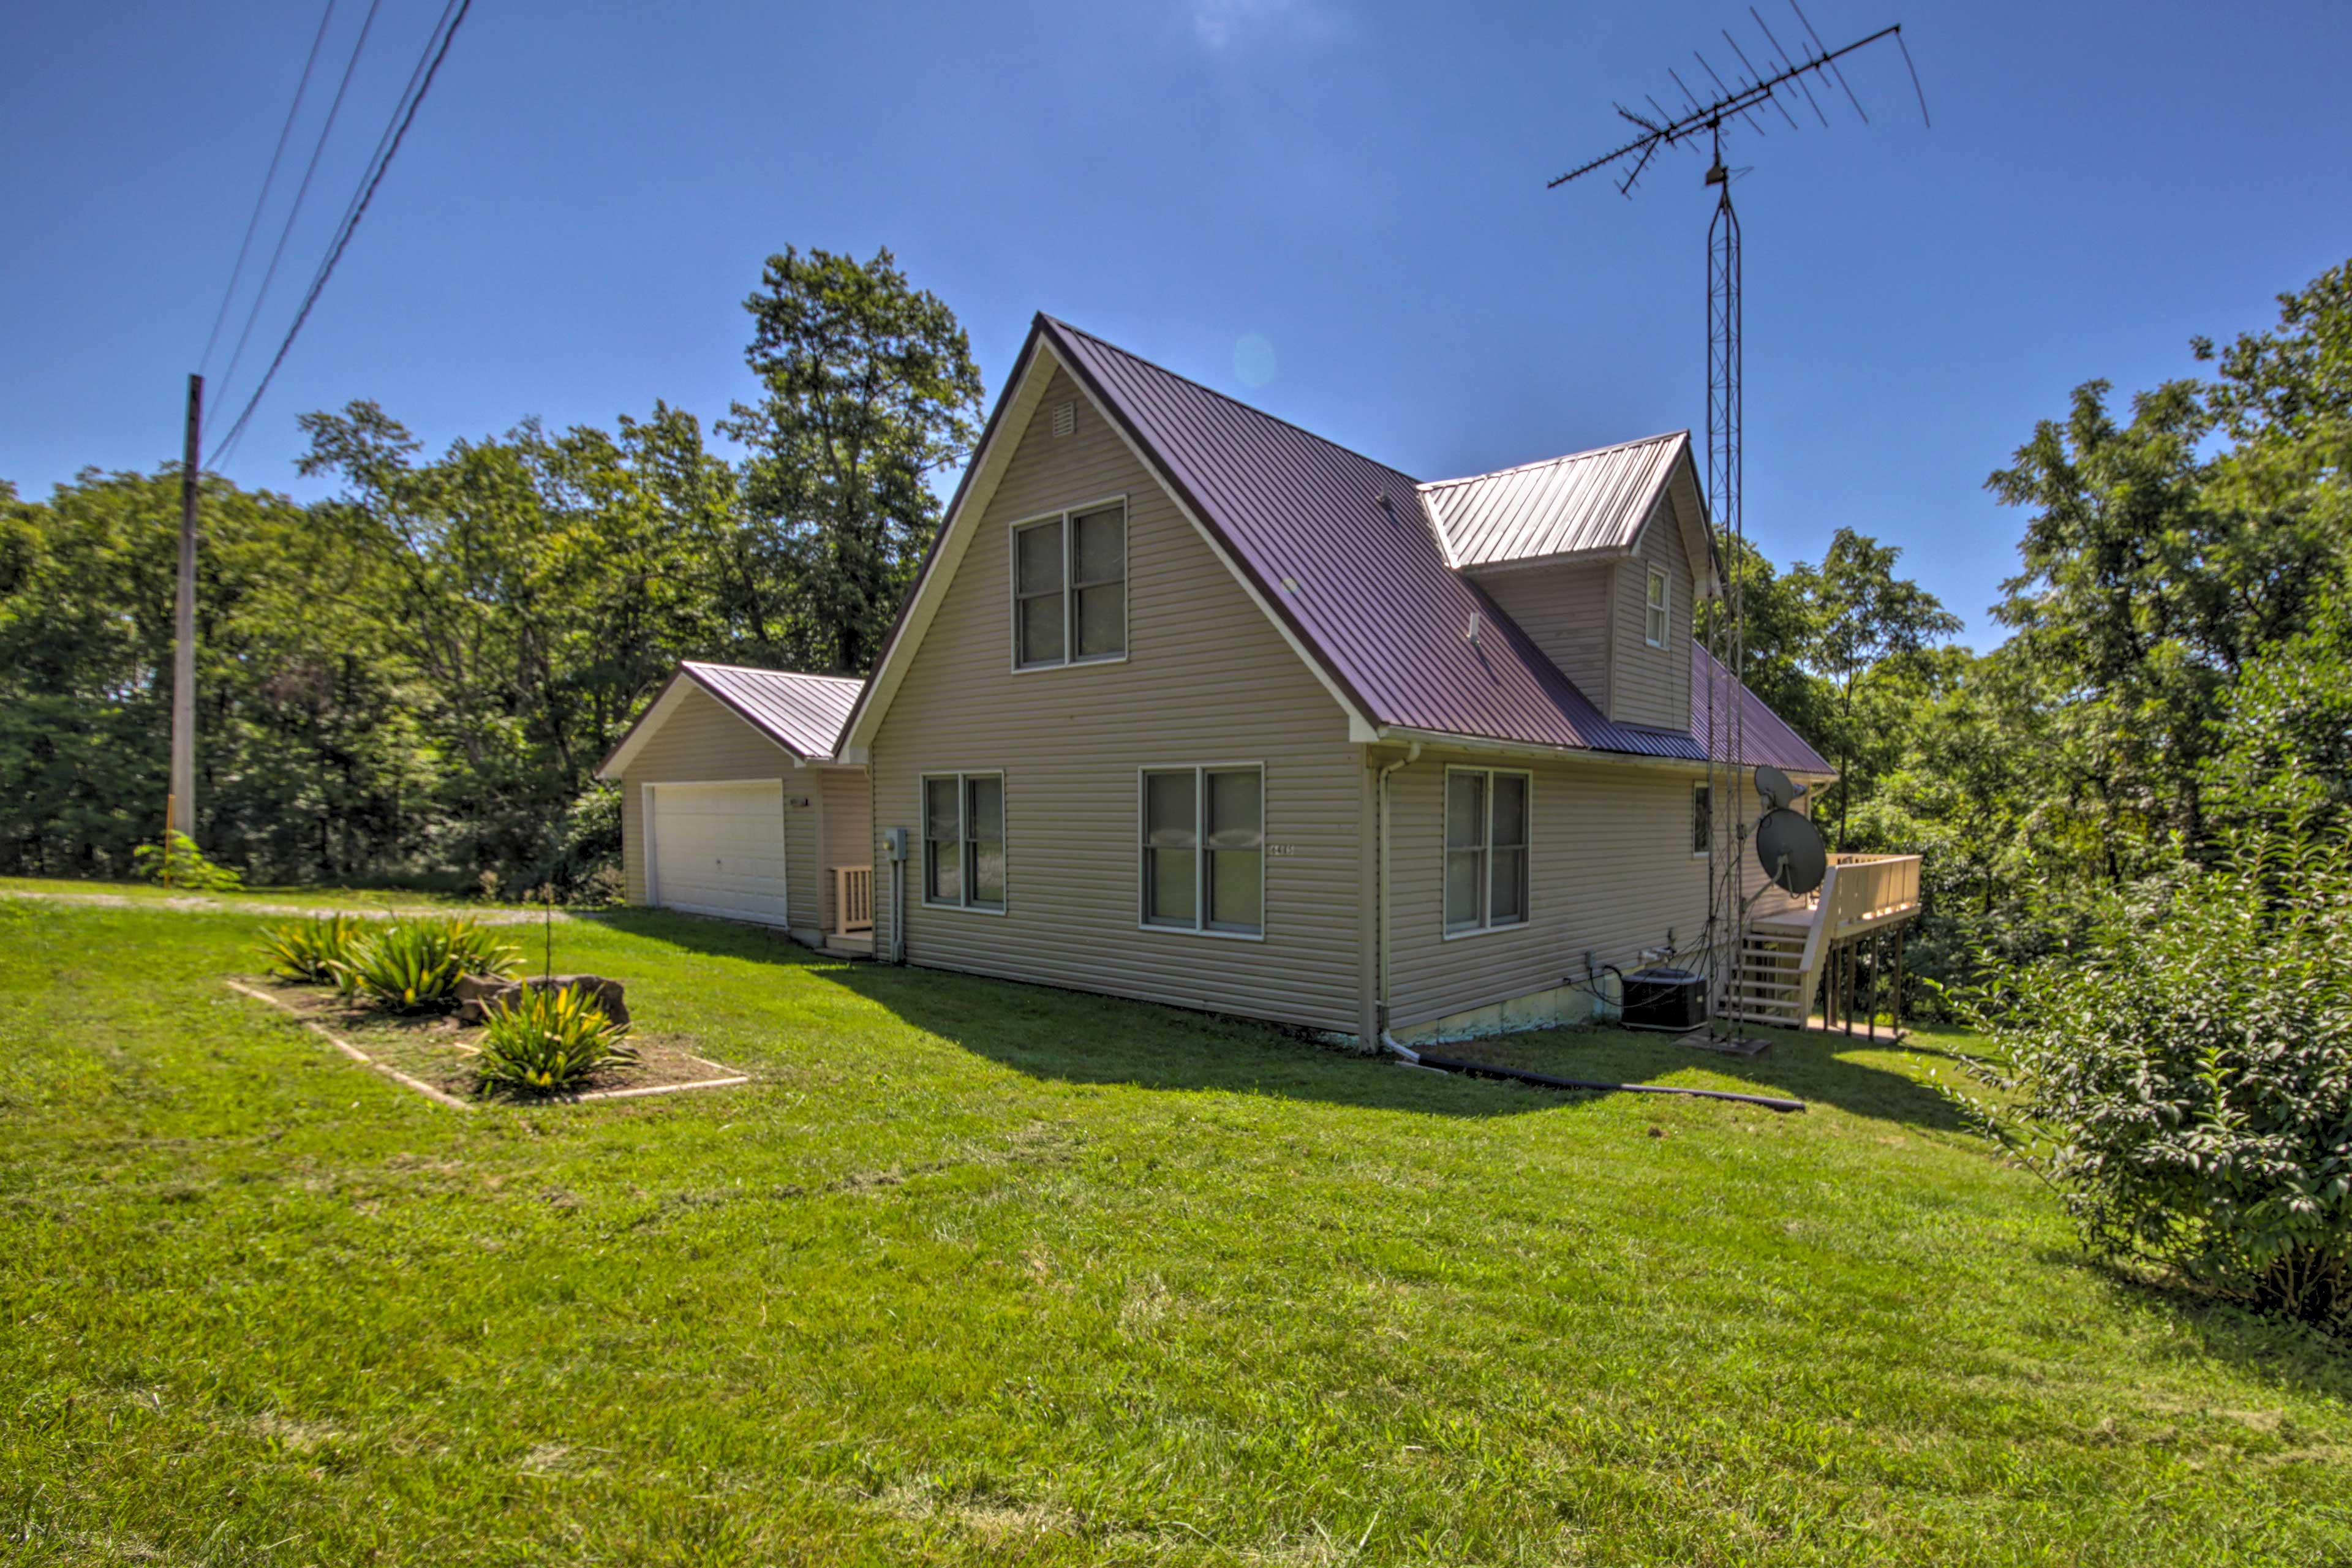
[1375,740,1421,1060]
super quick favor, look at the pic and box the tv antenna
[1548,4,1925,1041]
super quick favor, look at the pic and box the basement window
[1445,768,1529,936]
[1013,502,1126,669]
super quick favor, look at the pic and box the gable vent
[1051,399,1076,439]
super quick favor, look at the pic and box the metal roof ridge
[1039,315,1424,487]
[679,659,862,687]
[1417,429,1690,493]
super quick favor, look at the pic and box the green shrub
[257,914,364,983]
[1950,827,2352,1332]
[331,918,521,1012]
[474,984,636,1096]
[130,831,243,892]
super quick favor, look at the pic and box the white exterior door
[647,781,788,925]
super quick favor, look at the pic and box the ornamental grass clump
[474,984,636,1097]
[1949,826,2352,1332]
[331,917,522,1012]
[257,914,364,983]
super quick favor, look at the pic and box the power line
[208,0,474,467]
[212,0,388,407]
[198,0,343,375]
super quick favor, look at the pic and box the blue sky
[6,0,2349,642]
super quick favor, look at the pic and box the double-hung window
[1014,502,1126,668]
[922,772,1005,911]
[1140,765,1264,936]
[1691,782,1713,857]
[1645,567,1671,647]
[1444,768,1529,935]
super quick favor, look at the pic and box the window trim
[1441,765,1533,941]
[918,769,1008,915]
[1645,567,1670,648]
[1135,761,1267,942]
[1692,780,1713,859]
[1008,495,1130,674]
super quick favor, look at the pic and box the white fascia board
[834,343,1062,763]
[1064,363,1378,743]
[595,670,797,781]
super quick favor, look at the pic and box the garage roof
[595,662,864,780]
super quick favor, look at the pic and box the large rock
[456,973,629,1027]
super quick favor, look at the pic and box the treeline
[7,244,2346,970]
[1762,260,2352,1008]
[0,248,979,891]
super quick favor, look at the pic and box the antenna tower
[1548,4,1925,1040]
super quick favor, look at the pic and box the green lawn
[2,891,2346,1566]
[0,874,532,914]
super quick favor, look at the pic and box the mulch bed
[232,978,747,1105]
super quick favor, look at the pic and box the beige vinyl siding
[1385,747,1714,1028]
[1474,562,1615,716]
[818,766,870,932]
[1611,500,1697,729]
[783,783,821,937]
[619,685,795,905]
[868,364,1363,1033]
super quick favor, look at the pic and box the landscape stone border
[224,982,751,1108]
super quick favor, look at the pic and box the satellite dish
[1754,764,1806,812]
[1755,807,1828,896]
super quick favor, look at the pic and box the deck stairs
[1712,854,1923,1031]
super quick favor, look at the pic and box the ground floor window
[1445,767,1529,935]
[1140,764,1264,936]
[922,772,1005,911]
[1692,782,1713,856]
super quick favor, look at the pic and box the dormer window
[1645,567,1670,648]
[1014,502,1127,669]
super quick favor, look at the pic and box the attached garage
[644,780,789,925]
[597,662,874,953]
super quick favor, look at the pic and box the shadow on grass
[590,910,1973,1129]
[2030,1246,2352,1396]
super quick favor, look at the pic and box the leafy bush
[331,917,521,1011]
[257,914,364,983]
[473,984,635,1096]
[130,831,244,892]
[1950,828,2352,1331]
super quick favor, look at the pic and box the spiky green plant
[257,914,365,983]
[473,984,636,1096]
[331,918,521,1012]
[439,915,524,979]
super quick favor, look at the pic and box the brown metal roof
[1419,432,1690,570]
[1046,317,1719,760]
[680,662,862,760]
[1692,643,1834,777]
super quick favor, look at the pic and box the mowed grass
[1,894,2347,1566]
[0,875,534,914]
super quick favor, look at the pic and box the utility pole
[172,373,202,840]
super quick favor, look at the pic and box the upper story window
[1445,767,1529,936]
[1645,567,1670,647]
[1141,764,1264,937]
[923,771,1005,912]
[1014,502,1126,669]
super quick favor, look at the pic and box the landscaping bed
[233,976,745,1102]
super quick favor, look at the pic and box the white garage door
[647,781,788,925]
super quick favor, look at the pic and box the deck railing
[832,865,874,934]
[1820,853,1921,937]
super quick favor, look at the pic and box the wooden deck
[1722,854,1922,1031]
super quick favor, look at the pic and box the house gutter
[1373,741,1420,1042]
